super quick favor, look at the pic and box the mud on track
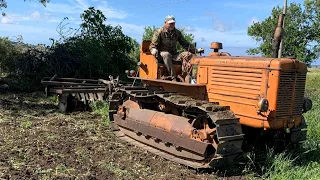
[0,91,246,180]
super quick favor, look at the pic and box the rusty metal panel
[114,114,211,156]
[125,108,194,137]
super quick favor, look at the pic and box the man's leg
[177,51,193,73]
[160,51,175,77]
[177,51,193,62]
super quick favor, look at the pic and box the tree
[247,2,320,66]
[304,0,320,57]
[128,38,140,62]
[48,7,137,79]
[142,25,196,53]
[0,37,23,74]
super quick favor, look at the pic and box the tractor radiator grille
[210,68,262,100]
[276,72,306,117]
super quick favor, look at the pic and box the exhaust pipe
[273,14,285,58]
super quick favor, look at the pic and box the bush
[0,37,23,75]
[0,7,138,91]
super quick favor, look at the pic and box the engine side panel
[191,56,307,129]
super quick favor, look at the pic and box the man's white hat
[165,15,176,23]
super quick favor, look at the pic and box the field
[0,69,319,179]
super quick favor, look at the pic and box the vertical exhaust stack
[273,14,285,58]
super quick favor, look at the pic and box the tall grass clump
[306,68,320,89]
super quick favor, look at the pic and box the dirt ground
[0,91,247,180]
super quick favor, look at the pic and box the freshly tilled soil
[0,91,246,180]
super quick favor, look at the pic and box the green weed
[90,101,110,126]
[49,95,59,105]
[54,164,76,175]
[20,120,32,128]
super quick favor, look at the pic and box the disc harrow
[41,75,124,113]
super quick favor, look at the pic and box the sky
[1,0,319,65]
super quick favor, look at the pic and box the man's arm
[149,29,161,51]
[177,31,196,53]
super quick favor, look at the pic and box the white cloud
[0,23,59,45]
[42,13,61,23]
[96,6,127,19]
[0,14,31,24]
[0,11,61,24]
[30,11,41,20]
[37,0,127,20]
[192,11,235,33]
[189,27,255,48]
[249,17,260,26]
[180,25,195,32]
[96,1,127,19]
[213,20,229,32]
[44,3,81,14]
[210,18,236,32]
[1,16,16,24]
[107,21,145,41]
[0,24,56,34]
[74,0,89,9]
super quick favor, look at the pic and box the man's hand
[151,48,158,57]
[196,48,204,54]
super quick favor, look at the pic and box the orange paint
[137,40,308,130]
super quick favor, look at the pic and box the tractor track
[108,86,245,169]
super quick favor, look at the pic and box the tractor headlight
[257,98,269,112]
[303,97,312,113]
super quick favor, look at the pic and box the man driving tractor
[149,15,204,81]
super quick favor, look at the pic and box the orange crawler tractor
[109,16,312,168]
[109,39,313,168]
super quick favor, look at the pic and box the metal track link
[110,86,245,168]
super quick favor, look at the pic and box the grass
[243,68,320,180]
[90,101,110,126]
[306,68,320,89]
